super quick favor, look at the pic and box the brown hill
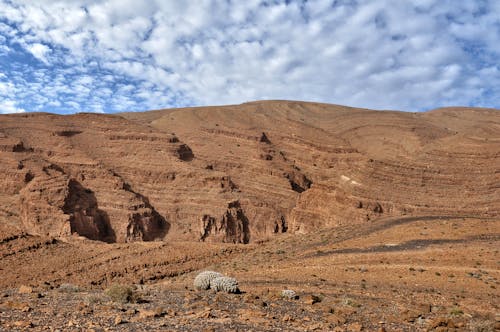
[0,101,498,244]
[0,101,499,330]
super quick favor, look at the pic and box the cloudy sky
[0,0,499,114]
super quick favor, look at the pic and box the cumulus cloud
[26,43,51,64]
[0,0,499,113]
[0,99,25,113]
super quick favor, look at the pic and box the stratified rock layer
[0,101,499,243]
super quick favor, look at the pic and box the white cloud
[0,99,25,113]
[0,0,498,113]
[26,43,51,64]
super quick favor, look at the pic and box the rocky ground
[1,216,498,331]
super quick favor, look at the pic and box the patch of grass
[449,307,463,316]
[104,284,140,304]
[84,294,105,305]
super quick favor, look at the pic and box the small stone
[378,328,387,332]
[125,308,137,316]
[33,293,44,299]
[18,285,33,294]
[430,316,449,328]
[282,314,293,322]
[13,320,34,328]
[305,294,321,305]
[347,322,363,332]
[195,308,212,319]
[309,323,324,330]
[21,305,32,312]
[114,316,125,325]
[401,309,421,322]
[138,308,164,320]
[326,314,347,325]
[337,307,357,316]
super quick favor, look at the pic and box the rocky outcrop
[126,210,168,242]
[260,132,271,144]
[0,137,31,153]
[284,170,312,193]
[17,161,168,243]
[199,200,250,244]
[62,179,115,243]
[176,144,194,161]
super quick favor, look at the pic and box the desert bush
[343,297,361,307]
[281,289,298,299]
[104,284,139,303]
[84,293,105,305]
[211,276,240,294]
[58,283,80,293]
[193,271,223,290]
[449,306,464,316]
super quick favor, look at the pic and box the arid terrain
[0,101,499,331]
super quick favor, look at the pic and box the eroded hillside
[0,101,499,244]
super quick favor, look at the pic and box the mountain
[1,101,498,244]
[1,101,498,330]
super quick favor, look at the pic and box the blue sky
[0,0,499,114]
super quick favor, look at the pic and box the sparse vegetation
[84,293,105,305]
[194,271,239,293]
[193,271,223,290]
[211,276,240,294]
[449,306,464,316]
[343,297,361,307]
[281,289,298,300]
[104,284,139,303]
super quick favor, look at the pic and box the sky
[0,0,499,114]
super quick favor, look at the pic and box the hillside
[1,101,498,243]
[0,101,498,330]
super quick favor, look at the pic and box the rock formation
[0,101,498,243]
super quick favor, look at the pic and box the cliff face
[0,102,498,243]
[199,200,250,244]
